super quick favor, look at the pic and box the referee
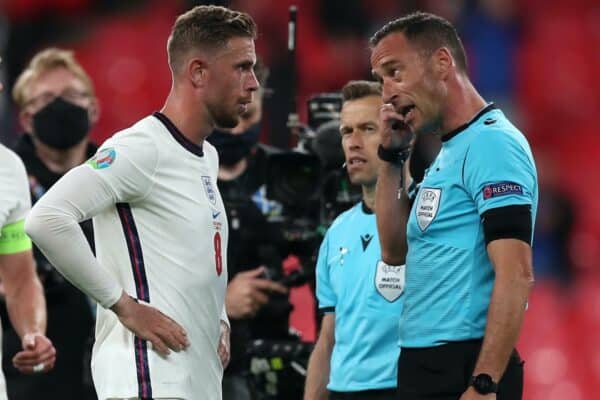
[370,12,538,400]
[304,81,404,400]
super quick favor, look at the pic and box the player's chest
[146,162,227,234]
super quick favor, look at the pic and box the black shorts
[330,388,397,400]
[397,339,524,400]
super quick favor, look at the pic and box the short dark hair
[342,80,382,102]
[370,11,467,72]
[167,5,257,72]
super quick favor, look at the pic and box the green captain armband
[0,220,32,255]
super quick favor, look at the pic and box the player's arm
[304,313,335,400]
[25,166,125,308]
[375,104,413,265]
[26,143,188,356]
[0,222,55,374]
[218,304,230,368]
[0,151,55,374]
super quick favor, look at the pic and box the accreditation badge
[375,261,405,302]
[415,187,441,231]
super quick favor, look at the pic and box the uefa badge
[374,261,405,302]
[87,148,116,170]
[201,176,217,206]
[415,188,441,231]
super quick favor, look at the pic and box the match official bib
[375,261,405,302]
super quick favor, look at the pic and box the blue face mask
[208,123,261,166]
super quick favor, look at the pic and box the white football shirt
[26,114,228,399]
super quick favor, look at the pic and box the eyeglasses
[24,88,91,110]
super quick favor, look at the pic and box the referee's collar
[153,112,204,157]
[361,200,374,215]
[441,103,497,143]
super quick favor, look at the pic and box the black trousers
[396,340,523,400]
[330,388,397,400]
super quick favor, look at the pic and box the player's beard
[207,101,239,129]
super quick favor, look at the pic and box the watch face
[471,373,499,394]
[475,375,493,392]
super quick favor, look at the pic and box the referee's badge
[416,188,441,231]
[375,261,405,302]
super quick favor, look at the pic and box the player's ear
[187,57,208,88]
[432,47,453,80]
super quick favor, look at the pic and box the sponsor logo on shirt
[211,209,222,231]
[360,233,373,251]
[201,176,217,205]
[87,148,116,170]
[483,181,523,200]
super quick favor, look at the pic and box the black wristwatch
[377,144,411,167]
[469,373,499,394]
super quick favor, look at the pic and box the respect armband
[377,144,411,167]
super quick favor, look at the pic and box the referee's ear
[432,46,454,80]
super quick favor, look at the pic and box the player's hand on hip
[226,266,288,319]
[12,332,56,374]
[217,320,230,368]
[111,291,189,357]
[380,103,414,149]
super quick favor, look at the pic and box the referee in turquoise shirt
[304,81,404,400]
[371,12,537,400]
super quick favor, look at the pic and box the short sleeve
[0,147,32,227]
[84,131,160,203]
[315,233,336,311]
[464,130,536,215]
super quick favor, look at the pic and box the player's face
[20,66,97,133]
[205,36,259,129]
[340,95,385,187]
[371,32,444,136]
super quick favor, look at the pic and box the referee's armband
[0,220,32,255]
[481,205,532,246]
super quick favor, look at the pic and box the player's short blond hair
[167,5,257,73]
[12,47,95,109]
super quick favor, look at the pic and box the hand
[217,320,230,368]
[379,103,414,149]
[111,292,189,357]
[12,332,56,374]
[226,266,288,319]
[459,386,496,400]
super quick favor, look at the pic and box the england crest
[201,176,217,206]
[375,261,405,302]
[415,188,441,231]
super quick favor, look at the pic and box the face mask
[208,123,261,166]
[32,97,90,149]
